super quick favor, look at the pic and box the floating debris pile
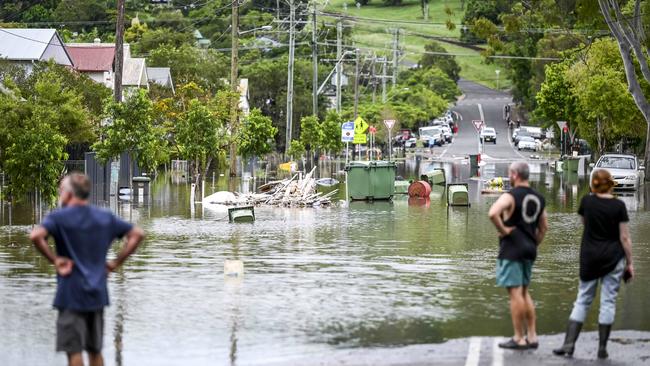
[202,168,338,208]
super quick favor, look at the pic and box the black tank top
[498,186,546,261]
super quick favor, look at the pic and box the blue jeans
[569,258,625,325]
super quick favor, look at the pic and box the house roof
[123,57,147,87]
[67,45,115,72]
[0,28,72,65]
[147,67,174,92]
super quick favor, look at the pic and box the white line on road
[478,103,485,122]
[507,130,527,159]
[464,337,482,366]
[492,338,504,366]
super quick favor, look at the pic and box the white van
[523,126,543,139]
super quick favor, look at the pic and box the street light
[495,69,500,91]
[239,25,272,36]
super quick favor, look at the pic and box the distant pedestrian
[516,119,521,129]
[30,173,144,366]
[489,162,548,350]
[553,170,634,359]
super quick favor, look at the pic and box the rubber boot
[553,320,583,356]
[598,324,612,359]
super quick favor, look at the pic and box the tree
[535,61,579,125]
[238,108,278,159]
[287,140,305,161]
[175,98,228,183]
[400,67,461,101]
[93,89,166,181]
[241,57,324,151]
[148,44,229,94]
[321,112,344,154]
[565,39,645,156]
[133,27,194,55]
[536,39,645,156]
[53,0,110,32]
[419,41,461,82]
[0,70,92,202]
[467,1,584,109]
[299,115,323,152]
[598,0,650,179]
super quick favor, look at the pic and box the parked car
[404,137,417,148]
[512,128,520,142]
[517,136,537,151]
[419,126,444,147]
[432,118,446,127]
[480,127,497,144]
[441,125,453,143]
[591,154,644,190]
[524,126,543,139]
[514,129,531,145]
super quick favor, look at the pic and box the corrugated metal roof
[147,67,171,84]
[123,58,146,86]
[67,46,115,72]
[0,28,54,60]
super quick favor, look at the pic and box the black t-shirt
[578,194,629,281]
[498,186,546,261]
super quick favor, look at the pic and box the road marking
[492,338,504,366]
[478,103,485,122]
[507,130,527,159]
[465,337,482,366]
[439,143,451,158]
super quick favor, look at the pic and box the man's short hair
[62,173,91,200]
[509,161,530,181]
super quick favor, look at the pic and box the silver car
[591,154,645,190]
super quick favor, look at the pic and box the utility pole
[113,0,125,102]
[311,5,318,116]
[370,53,376,104]
[354,48,360,119]
[285,0,296,154]
[392,28,399,87]
[381,58,387,103]
[336,21,342,113]
[229,0,239,176]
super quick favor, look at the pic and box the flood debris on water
[203,167,338,208]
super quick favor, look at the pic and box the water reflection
[0,161,648,365]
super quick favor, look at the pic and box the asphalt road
[263,331,650,366]
[435,80,529,162]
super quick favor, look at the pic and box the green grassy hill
[320,0,510,90]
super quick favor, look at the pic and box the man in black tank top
[489,162,548,350]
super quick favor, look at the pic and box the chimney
[123,43,131,59]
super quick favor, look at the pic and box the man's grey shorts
[56,309,104,353]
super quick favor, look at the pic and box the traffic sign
[354,116,369,134]
[341,121,354,142]
[353,134,367,144]
[556,121,567,131]
[383,119,395,130]
[369,126,377,134]
[472,120,484,132]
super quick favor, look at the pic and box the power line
[316,40,561,61]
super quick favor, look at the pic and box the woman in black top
[553,169,634,359]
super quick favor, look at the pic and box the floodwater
[1,160,649,366]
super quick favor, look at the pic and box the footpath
[263,331,650,366]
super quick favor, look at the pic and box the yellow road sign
[353,133,367,144]
[354,116,369,134]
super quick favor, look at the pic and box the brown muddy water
[1,160,649,365]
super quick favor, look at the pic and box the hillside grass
[320,0,509,90]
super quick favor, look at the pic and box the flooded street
[1,161,649,366]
